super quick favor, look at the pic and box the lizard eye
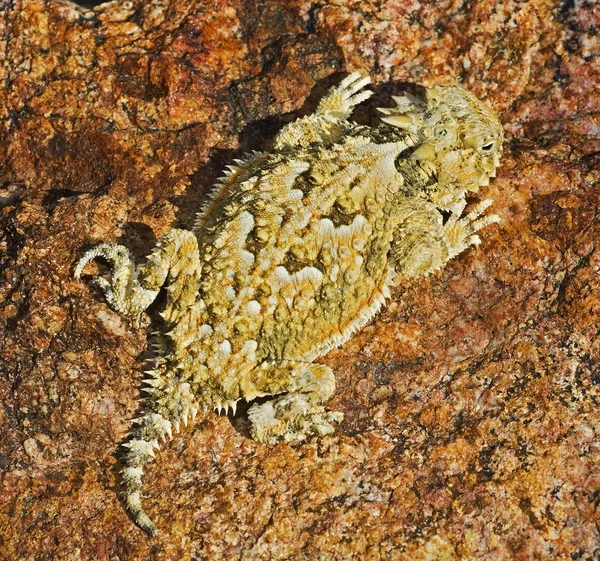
[480,141,495,153]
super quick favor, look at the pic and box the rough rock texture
[0,1,598,560]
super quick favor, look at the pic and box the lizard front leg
[392,199,499,278]
[242,361,343,444]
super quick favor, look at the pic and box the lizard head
[378,85,503,212]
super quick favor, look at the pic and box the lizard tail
[121,412,173,536]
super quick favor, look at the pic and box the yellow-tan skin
[75,73,503,535]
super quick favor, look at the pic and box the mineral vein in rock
[75,73,503,535]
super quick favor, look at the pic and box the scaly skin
[75,73,503,535]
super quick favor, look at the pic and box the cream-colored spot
[247,300,261,315]
[237,210,255,233]
[218,340,232,357]
[239,249,255,268]
[274,265,323,286]
[242,339,258,358]
[296,266,323,283]
[274,266,290,281]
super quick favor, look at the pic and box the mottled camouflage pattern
[75,73,503,535]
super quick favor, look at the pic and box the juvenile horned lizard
[75,73,503,535]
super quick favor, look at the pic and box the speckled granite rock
[0,1,598,559]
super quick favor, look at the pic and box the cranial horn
[410,143,437,160]
[380,114,415,129]
[391,95,408,105]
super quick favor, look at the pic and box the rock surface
[0,1,599,560]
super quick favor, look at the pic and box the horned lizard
[75,73,503,535]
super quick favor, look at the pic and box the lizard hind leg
[243,361,344,445]
[121,369,203,536]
